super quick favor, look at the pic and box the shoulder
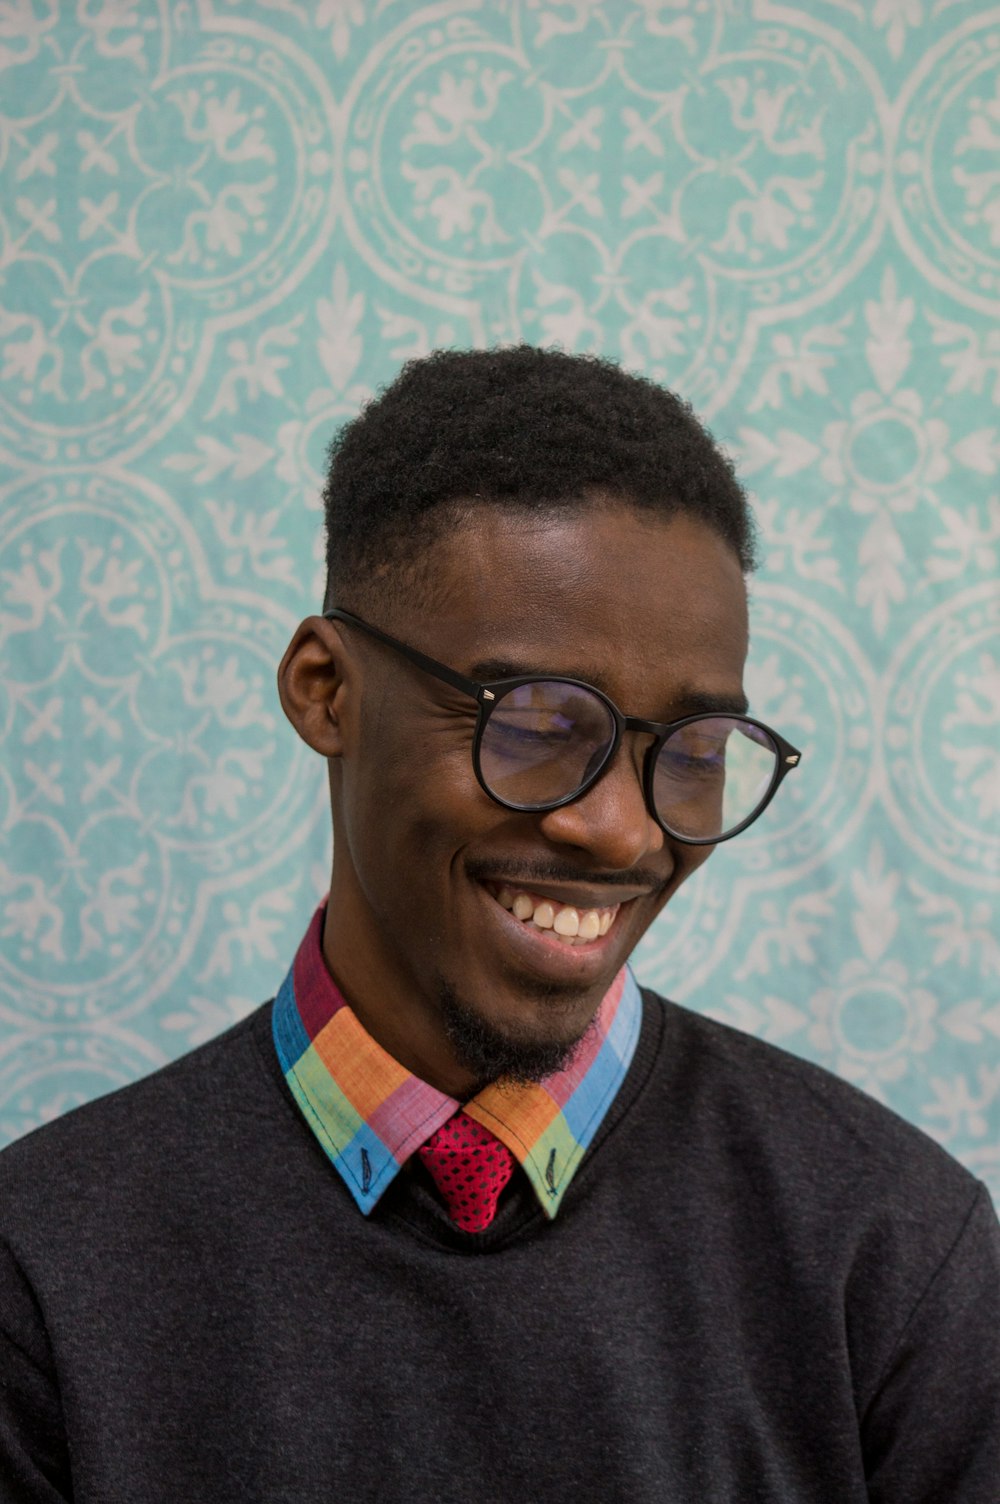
[0,1003,278,1250]
[635,989,1000,1404]
[639,987,987,1229]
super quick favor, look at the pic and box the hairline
[324,488,750,619]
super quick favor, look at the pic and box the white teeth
[490,885,617,943]
[578,910,601,941]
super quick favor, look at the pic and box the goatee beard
[436,979,595,1093]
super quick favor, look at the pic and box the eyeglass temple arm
[325,610,803,767]
[323,608,483,702]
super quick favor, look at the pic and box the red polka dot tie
[417,1110,515,1232]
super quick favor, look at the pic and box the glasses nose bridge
[615,711,668,778]
[585,709,663,810]
[619,710,668,743]
[541,705,664,860]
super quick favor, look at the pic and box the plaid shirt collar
[272,903,642,1219]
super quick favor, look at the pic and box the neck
[321,882,481,1098]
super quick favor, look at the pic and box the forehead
[395,502,749,711]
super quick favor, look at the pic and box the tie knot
[417,1110,515,1233]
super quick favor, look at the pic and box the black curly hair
[322,346,756,614]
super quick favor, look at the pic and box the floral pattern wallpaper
[0,1,997,1198]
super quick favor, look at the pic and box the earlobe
[277,616,350,757]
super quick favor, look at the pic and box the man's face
[324,502,749,1094]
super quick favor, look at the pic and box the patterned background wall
[1,1,998,1199]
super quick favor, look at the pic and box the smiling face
[282,500,749,1098]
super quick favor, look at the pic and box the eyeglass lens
[478,682,778,840]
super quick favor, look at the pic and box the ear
[277,615,354,757]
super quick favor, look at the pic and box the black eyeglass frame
[324,607,803,846]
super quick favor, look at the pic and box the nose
[535,736,666,869]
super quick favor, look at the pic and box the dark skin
[278,500,749,1099]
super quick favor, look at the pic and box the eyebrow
[468,659,749,719]
[668,688,750,718]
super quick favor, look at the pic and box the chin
[436,978,598,1089]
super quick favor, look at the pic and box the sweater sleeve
[0,1240,72,1503]
[861,1182,1000,1504]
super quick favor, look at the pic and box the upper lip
[478,877,654,910]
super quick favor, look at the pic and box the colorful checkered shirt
[272,904,643,1219]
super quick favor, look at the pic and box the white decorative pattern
[1,1,997,1200]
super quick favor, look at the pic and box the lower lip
[475,883,626,982]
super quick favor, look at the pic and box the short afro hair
[322,345,756,612]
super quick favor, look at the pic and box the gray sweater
[1,990,998,1503]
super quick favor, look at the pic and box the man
[0,348,997,1502]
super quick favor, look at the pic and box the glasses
[324,608,802,846]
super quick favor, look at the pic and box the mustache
[465,857,668,894]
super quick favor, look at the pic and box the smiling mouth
[483,883,620,947]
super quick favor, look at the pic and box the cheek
[345,720,488,875]
[682,840,714,873]
[659,840,714,901]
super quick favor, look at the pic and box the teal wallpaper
[1,2,998,1198]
